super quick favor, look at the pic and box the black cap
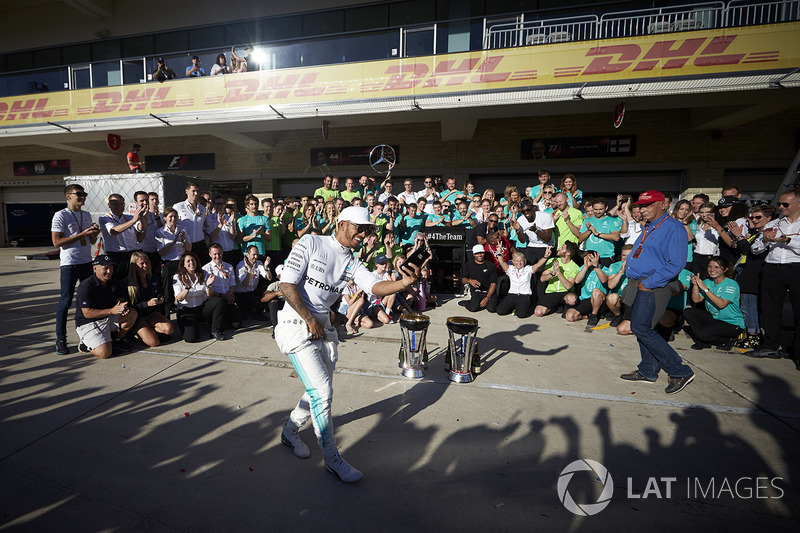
[93,255,114,266]
[717,196,738,207]
[157,57,165,63]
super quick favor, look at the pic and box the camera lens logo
[558,459,614,516]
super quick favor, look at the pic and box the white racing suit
[276,234,380,455]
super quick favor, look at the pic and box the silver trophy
[445,316,480,383]
[398,313,430,378]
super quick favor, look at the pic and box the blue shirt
[626,213,688,289]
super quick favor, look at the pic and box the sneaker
[324,450,362,483]
[619,370,656,382]
[609,314,624,328]
[55,340,69,355]
[114,338,132,352]
[78,342,90,353]
[281,424,311,459]
[587,314,599,327]
[747,347,786,359]
[665,373,695,394]
[691,342,711,350]
[715,340,734,351]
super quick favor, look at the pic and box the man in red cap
[619,190,694,394]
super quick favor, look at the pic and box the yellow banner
[1,22,798,126]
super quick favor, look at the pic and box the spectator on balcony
[210,53,232,76]
[153,57,177,83]
[185,56,206,77]
[231,46,251,73]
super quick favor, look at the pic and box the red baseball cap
[632,190,665,206]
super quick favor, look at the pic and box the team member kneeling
[125,251,174,346]
[75,255,138,359]
[173,251,227,342]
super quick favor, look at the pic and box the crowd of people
[52,173,800,369]
[50,172,799,482]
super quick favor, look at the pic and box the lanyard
[635,214,669,254]
[213,263,228,279]
[68,208,84,231]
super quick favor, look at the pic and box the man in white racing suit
[276,206,419,482]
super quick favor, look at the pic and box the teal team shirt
[667,269,692,310]
[427,213,449,227]
[237,214,272,255]
[580,216,623,258]
[605,260,628,294]
[401,214,424,245]
[578,265,608,300]
[705,277,745,328]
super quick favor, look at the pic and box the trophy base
[449,370,473,383]
[401,365,424,379]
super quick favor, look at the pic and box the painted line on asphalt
[337,368,800,420]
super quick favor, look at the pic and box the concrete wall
[1,106,796,201]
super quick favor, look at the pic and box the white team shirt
[397,190,419,206]
[202,260,236,294]
[156,223,188,261]
[418,189,440,214]
[694,225,720,255]
[622,220,643,245]
[204,211,237,252]
[173,273,208,309]
[99,212,139,253]
[506,265,534,295]
[752,216,800,264]
[139,211,162,253]
[235,259,268,293]
[281,234,381,315]
[173,200,207,243]
[51,208,94,265]
[517,211,555,248]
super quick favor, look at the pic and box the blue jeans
[631,289,693,380]
[740,293,759,335]
[56,262,93,341]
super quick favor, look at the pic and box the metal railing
[598,2,726,38]
[726,0,800,26]
[484,14,598,49]
[2,1,799,98]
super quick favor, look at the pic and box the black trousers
[268,299,284,326]
[161,259,180,311]
[191,240,209,264]
[683,307,741,345]
[760,263,800,353]
[177,298,226,342]
[235,291,263,318]
[496,293,532,318]
[467,290,497,313]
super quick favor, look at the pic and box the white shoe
[281,424,311,459]
[324,450,363,482]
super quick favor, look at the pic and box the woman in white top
[234,244,272,320]
[210,53,231,75]
[157,207,191,312]
[172,251,226,342]
[693,202,721,279]
[495,251,537,318]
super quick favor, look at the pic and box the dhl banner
[1,22,798,127]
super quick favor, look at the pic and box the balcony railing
[1,0,798,99]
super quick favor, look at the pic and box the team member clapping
[125,252,174,347]
[173,252,226,342]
